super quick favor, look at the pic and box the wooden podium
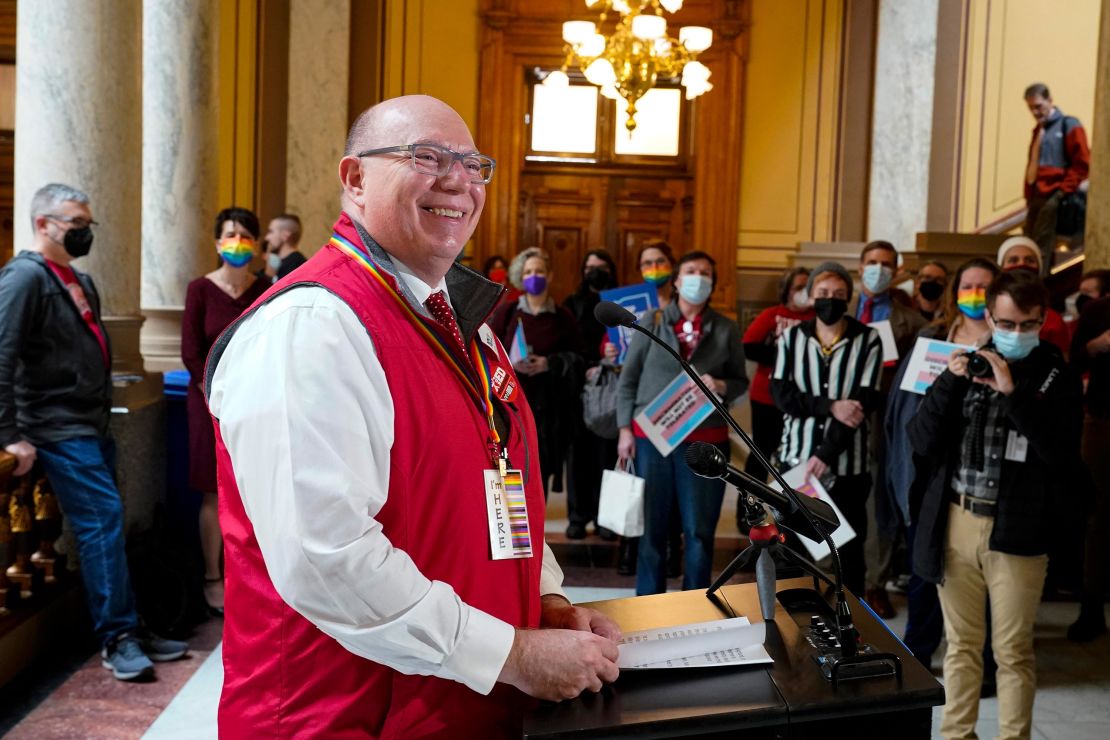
[523,577,944,739]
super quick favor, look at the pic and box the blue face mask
[678,275,712,305]
[991,328,1039,361]
[862,264,893,294]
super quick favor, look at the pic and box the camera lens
[966,352,991,378]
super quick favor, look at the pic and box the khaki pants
[938,503,1047,740]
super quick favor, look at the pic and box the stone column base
[140,306,185,373]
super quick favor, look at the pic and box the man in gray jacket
[0,183,187,681]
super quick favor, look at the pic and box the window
[530,84,599,156]
[613,88,682,157]
[524,69,688,170]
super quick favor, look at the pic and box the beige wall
[381,0,480,134]
[736,0,847,269]
[945,0,1101,232]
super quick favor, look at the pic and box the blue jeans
[634,437,727,595]
[37,436,139,645]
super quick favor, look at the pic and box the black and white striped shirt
[771,318,883,476]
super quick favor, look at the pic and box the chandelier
[544,0,713,133]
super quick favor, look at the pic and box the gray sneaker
[101,635,155,681]
[138,631,189,662]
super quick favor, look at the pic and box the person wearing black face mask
[562,249,620,540]
[0,183,189,681]
[770,261,884,595]
[914,261,949,322]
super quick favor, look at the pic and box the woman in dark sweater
[488,247,585,498]
[562,249,620,539]
[181,207,269,614]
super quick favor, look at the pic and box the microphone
[594,300,862,661]
[593,301,637,328]
[684,442,840,542]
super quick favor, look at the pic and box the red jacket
[1025,109,1090,200]
[209,215,545,738]
[742,304,815,406]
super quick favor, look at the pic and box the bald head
[344,95,472,156]
[337,95,486,286]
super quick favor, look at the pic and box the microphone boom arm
[621,318,858,656]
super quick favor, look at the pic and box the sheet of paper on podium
[618,617,773,670]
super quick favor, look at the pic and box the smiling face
[341,96,486,278]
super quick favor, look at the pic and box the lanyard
[327,232,504,467]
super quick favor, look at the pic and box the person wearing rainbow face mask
[181,206,268,615]
[908,269,1084,740]
[885,257,999,674]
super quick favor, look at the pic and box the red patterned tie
[425,290,466,352]
[860,297,874,324]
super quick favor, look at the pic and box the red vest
[210,217,545,738]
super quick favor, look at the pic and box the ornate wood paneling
[0,1,14,65]
[478,0,748,315]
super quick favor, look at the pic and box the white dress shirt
[209,268,566,696]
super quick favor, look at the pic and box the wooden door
[518,173,692,302]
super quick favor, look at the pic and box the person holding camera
[907,270,1083,740]
[886,257,999,669]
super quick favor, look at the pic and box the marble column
[140,0,220,371]
[866,0,939,252]
[14,0,162,532]
[286,0,351,253]
[1084,0,1110,269]
[14,0,143,323]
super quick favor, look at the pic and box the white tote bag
[597,459,645,537]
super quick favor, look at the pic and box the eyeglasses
[992,318,1044,333]
[46,214,99,229]
[357,143,496,184]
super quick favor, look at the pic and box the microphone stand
[617,314,901,682]
[709,491,835,621]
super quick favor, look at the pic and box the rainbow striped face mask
[956,287,987,319]
[642,266,673,286]
[218,236,256,268]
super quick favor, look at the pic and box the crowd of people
[473,233,1108,737]
[0,90,1107,739]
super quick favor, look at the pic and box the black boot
[617,537,638,576]
[1067,603,1107,642]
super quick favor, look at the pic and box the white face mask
[862,264,893,294]
[791,289,810,309]
[266,253,282,271]
[678,274,712,305]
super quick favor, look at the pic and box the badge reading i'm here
[484,469,533,560]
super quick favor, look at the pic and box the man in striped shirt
[771,261,884,594]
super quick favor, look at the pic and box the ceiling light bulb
[612,0,631,14]
[543,70,570,88]
[660,0,684,12]
[578,32,607,58]
[679,25,713,52]
[631,14,666,40]
[583,57,617,86]
[681,60,710,83]
[562,20,596,45]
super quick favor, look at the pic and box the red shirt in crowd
[45,258,109,367]
[743,304,815,406]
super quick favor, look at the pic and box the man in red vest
[205,95,621,738]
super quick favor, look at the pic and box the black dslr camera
[963,349,993,378]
